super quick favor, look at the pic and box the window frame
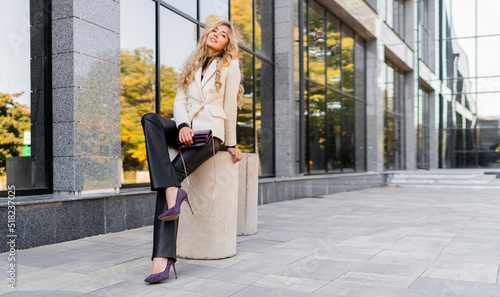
[0,0,53,197]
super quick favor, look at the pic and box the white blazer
[173,59,241,147]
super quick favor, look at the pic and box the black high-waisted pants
[141,112,221,261]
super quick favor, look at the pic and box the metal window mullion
[156,0,161,114]
[159,0,203,27]
[339,22,344,172]
[252,56,257,153]
[305,77,365,102]
[352,33,357,171]
[474,0,479,167]
[45,0,53,193]
[252,0,256,153]
[271,0,276,175]
[402,70,406,168]
[363,39,367,172]
[324,8,328,172]
[299,0,306,173]
[197,0,200,40]
[305,0,310,173]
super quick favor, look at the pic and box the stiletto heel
[184,197,194,215]
[158,188,193,221]
[144,258,176,283]
[172,262,177,279]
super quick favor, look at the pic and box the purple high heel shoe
[158,188,194,221]
[144,258,177,283]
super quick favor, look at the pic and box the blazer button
[209,89,213,94]
[188,103,192,107]
[187,88,190,94]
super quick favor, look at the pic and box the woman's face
[206,25,230,54]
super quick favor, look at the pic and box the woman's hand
[227,147,242,163]
[178,127,195,145]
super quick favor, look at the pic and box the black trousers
[141,112,221,261]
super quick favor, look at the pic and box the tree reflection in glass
[326,15,340,90]
[236,50,254,153]
[342,27,354,96]
[232,0,253,48]
[308,83,326,172]
[308,2,325,84]
[326,89,341,172]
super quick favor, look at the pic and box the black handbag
[176,129,213,148]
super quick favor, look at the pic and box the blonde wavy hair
[177,20,245,108]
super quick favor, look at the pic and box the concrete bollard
[169,150,239,259]
[237,153,259,236]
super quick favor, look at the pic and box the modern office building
[1,0,499,248]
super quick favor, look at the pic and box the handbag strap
[178,138,216,220]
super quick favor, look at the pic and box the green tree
[120,47,180,174]
[120,48,156,173]
[0,92,31,177]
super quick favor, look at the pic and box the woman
[141,20,244,283]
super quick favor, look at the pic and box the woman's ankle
[165,187,179,209]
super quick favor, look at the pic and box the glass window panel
[255,59,275,176]
[477,77,500,95]
[342,26,354,95]
[385,65,395,112]
[477,77,500,118]
[397,0,406,30]
[0,0,36,192]
[308,1,325,84]
[450,38,476,79]
[120,0,156,184]
[477,118,500,167]
[449,0,476,38]
[255,0,273,59]
[354,99,366,171]
[200,0,228,25]
[303,0,308,75]
[354,35,365,100]
[163,0,197,19]
[326,89,341,172]
[383,61,404,170]
[160,8,197,118]
[384,116,396,170]
[326,14,341,90]
[395,71,405,115]
[451,77,475,105]
[386,0,394,28]
[231,0,253,48]
[307,83,326,173]
[477,0,500,37]
[342,97,355,172]
[304,80,309,172]
[477,36,500,77]
[236,50,254,153]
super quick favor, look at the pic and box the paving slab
[1,186,500,296]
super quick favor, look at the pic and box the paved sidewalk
[2,186,500,296]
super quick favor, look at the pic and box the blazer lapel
[201,60,217,89]
[194,67,203,99]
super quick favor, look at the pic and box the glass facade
[3,0,499,197]
[416,88,431,169]
[418,0,431,66]
[301,0,367,174]
[386,0,406,40]
[439,0,500,168]
[382,60,405,170]
[120,0,275,184]
[0,0,52,196]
